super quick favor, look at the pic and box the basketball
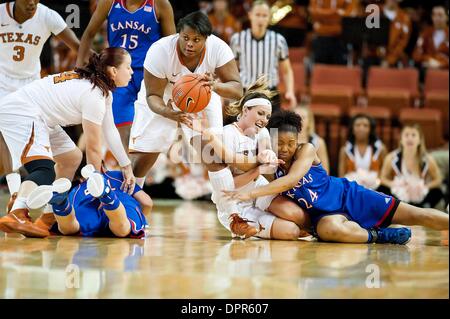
[172,74,211,113]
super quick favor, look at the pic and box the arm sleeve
[45,6,68,36]
[213,36,236,68]
[101,96,131,167]
[143,42,166,78]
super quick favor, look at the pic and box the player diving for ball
[223,111,449,244]
[192,76,310,240]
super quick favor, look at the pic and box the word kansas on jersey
[0,32,40,45]
[109,20,151,34]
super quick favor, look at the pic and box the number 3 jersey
[275,162,399,229]
[0,2,66,80]
[107,0,161,70]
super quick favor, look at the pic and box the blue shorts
[112,68,143,126]
[309,185,400,231]
[50,191,148,239]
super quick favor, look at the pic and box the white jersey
[222,123,271,176]
[3,72,110,128]
[136,33,235,106]
[0,2,67,80]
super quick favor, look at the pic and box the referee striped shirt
[230,29,289,89]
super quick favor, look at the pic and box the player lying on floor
[0,165,152,238]
[222,111,449,244]
[195,76,311,240]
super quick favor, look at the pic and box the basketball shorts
[129,91,223,154]
[112,68,143,127]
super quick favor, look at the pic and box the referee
[230,0,297,111]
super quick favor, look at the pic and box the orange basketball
[172,74,211,113]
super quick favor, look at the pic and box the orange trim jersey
[343,140,383,174]
[0,2,66,79]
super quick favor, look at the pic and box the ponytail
[225,75,275,116]
[75,47,128,97]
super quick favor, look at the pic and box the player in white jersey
[129,11,243,188]
[0,0,80,183]
[196,77,310,239]
[0,0,80,96]
[0,48,136,237]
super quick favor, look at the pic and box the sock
[10,196,27,211]
[6,173,21,195]
[136,177,146,188]
[43,203,54,214]
[99,188,120,211]
[53,198,73,216]
[208,167,238,217]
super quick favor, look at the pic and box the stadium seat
[310,103,342,175]
[398,108,445,150]
[348,106,393,149]
[367,67,420,117]
[288,47,307,64]
[424,69,449,138]
[310,64,362,115]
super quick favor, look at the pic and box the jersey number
[120,34,138,50]
[13,45,25,61]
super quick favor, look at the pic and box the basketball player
[76,0,176,149]
[224,111,449,244]
[3,165,151,238]
[0,48,135,233]
[0,0,81,179]
[196,77,310,239]
[129,11,243,189]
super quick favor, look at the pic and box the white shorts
[49,126,77,157]
[129,91,223,154]
[0,114,52,171]
[0,71,39,98]
[217,175,277,239]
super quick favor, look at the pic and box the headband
[243,98,272,108]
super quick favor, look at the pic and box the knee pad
[24,159,56,186]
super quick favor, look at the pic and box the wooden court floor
[0,193,448,299]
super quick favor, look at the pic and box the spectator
[379,124,444,208]
[308,0,359,65]
[294,105,330,173]
[413,5,449,69]
[208,0,242,44]
[339,114,387,190]
[230,0,297,111]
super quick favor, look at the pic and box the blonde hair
[226,75,275,117]
[294,103,316,136]
[399,123,428,160]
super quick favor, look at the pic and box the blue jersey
[107,0,161,70]
[58,171,148,238]
[275,163,399,229]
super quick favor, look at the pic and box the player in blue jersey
[76,0,176,149]
[4,164,153,238]
[223,111,449,244]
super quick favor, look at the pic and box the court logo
[365,263,381,288]
[65,263,80,289]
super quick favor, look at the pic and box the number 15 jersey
[107,0,161,70]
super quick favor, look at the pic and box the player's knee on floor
[283,223,301,240]
[24,159,56,185]
[316,217,346,242]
